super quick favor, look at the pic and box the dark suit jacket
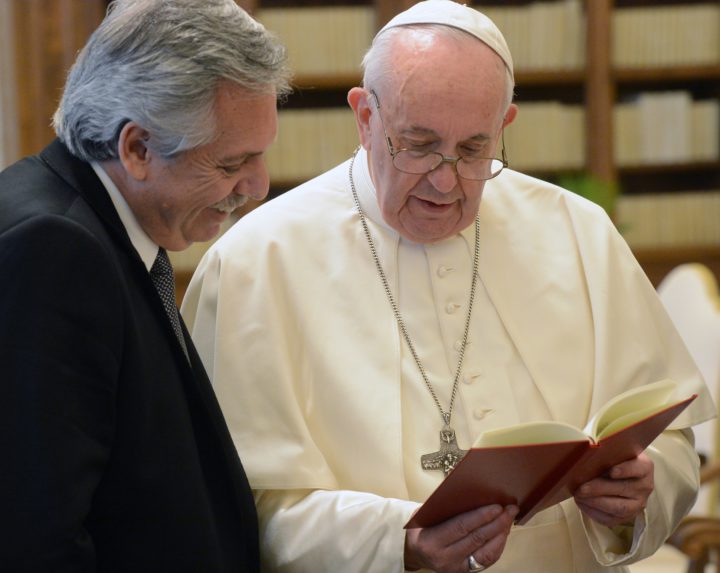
[0,140,259,572]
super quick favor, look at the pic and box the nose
[426,158,459,194]
[235,159,270,201]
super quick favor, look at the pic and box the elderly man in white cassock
[182,1,714,571]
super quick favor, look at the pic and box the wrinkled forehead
[378,0,514,79]
[380,31,509,126]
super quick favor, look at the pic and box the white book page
[473,420,587,448]
[583,379,677,440]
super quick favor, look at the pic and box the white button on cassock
[463,371,483,385]
[445,302,461,314]
[437,265,454,278]
[473,408,493,420]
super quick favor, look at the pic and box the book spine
[515,444,592,525]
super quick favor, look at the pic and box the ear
[502,103,518,128]
[347,87,373,150]
[117,121,152,181]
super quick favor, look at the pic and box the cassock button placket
[150,248,189,360]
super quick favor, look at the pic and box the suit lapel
[40,140,249,490]
[41,141,192,361]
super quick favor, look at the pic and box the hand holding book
[406,379,696,528]
[572,449,654,528]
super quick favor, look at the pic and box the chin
[398,210,466,243]
[163,239,193,252]
[192,223,226,244]
[400,230,447,244]
[403,223,460,244]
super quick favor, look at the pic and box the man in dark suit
[0,1,290,571]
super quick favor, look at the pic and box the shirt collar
[90,161,159,271]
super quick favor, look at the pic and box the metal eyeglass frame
[369,89,509,181]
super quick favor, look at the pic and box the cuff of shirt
[582,509,648,565]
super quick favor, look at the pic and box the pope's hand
[573,452,654,528]
[404,504,518,572]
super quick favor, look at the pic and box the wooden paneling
[0,1,19,167]
[12,0,105,157]
[586,0,617,184]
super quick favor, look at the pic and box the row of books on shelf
[614,92,719,166]
[501,94,717,172]
[504,101,584,171]
[254,1,719,78]
[616,191,720,249]
[264,94,720,182]
[265,108,358,182]
[256,0,586,76]
[612,3,720,69]
[476,0,584,72]
[255,6,374,78]
[264,103,587,177]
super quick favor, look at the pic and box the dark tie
[150,248,189,358]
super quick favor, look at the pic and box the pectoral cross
[421,424,468,476]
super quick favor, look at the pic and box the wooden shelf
[291,68,589,91]
[615,64,720,84]
[515,69,585,86]
[292,73,361,90]
[620,161,720,175]
[616,0,718,8]
[633,246,720,287]
[619,162,720,194]
[293,70,585,90]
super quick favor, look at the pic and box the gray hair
[53,0,292,162]
[362,24,515,113]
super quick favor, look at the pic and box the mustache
[211,194,248,213]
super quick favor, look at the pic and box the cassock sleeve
[579,429,700,565]
[255,489,418,572]
[563,203,707,564]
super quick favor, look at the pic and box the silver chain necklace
[349,148,480,476]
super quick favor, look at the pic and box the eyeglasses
[370,90,508,181]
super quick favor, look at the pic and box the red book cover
[406,391,696,529]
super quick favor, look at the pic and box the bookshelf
[246,0,720,287]
[608,0,720,273]
[5,0,720,289]
[254,0,720,187]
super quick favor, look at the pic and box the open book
[405,379,696,528]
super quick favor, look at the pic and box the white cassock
[183,147,715,573]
